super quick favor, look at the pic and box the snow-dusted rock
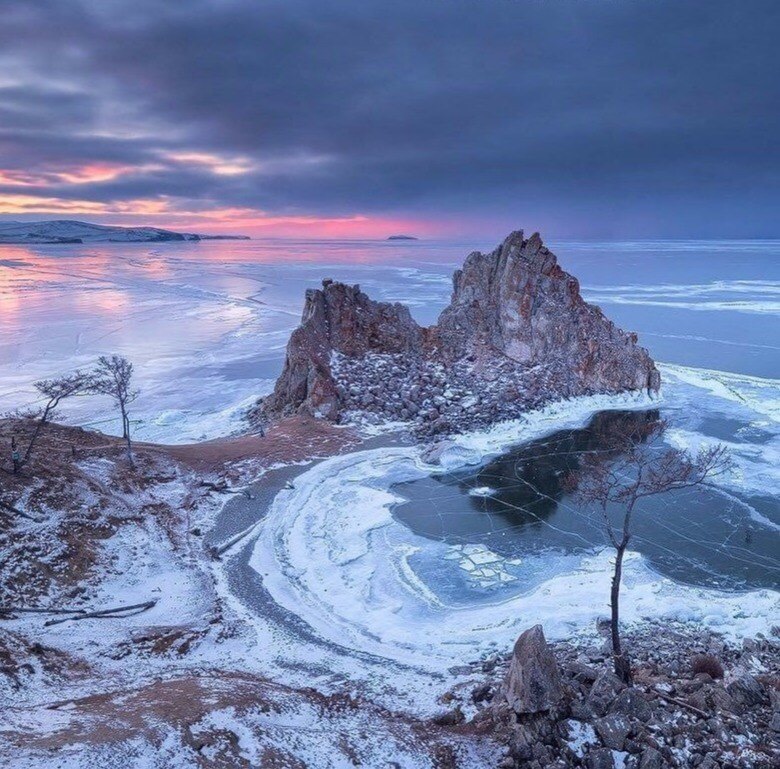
[499,624,563,715]
[259,230,660,434]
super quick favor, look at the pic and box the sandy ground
[159,415,361,473]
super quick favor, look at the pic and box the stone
[588,669,626,717]
[638,747,663,769]
[259,230,659,432]
[471,682,493,704]
[560,719,599,756]
[769,686,780,712]
[708,685,735,714]
[431,705,464,726]
[611,688,653,723]
[726,673,767,711]
[594,713,631,750]
[586,747,616,769]
[499,624,563,714]
[567,661,600,683]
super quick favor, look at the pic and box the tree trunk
[11,436,20,474]
[611,543,632,684]
[22,403,52,466]
[122,411,133,465]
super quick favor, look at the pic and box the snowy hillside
[0,219,249,244]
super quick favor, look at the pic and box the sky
[0,0,778,239]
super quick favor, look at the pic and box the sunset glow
[0,1,776,239]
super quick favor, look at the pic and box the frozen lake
[2,236,778,661]
[1,237,778,443]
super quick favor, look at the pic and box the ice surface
[2,238,779,439]
[0,241,456,442]
[249,382,779,673]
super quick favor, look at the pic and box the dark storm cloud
[1,0,778,235]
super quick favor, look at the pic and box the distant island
[386,234,418,241]
[0,220,250,245]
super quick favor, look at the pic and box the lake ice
[1,237,778,655]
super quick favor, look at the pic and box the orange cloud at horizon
[0,163,158,188]
[0,194,109,214]
[0,194,436,239]
[0,194,171,216]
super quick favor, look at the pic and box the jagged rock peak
[258,230,660,434]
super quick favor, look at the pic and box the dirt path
[157,415,361,473]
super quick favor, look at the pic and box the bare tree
[16,371,94,471]
[92,355,138,464]
[566,418,730,684]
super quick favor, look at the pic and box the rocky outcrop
[261,280,425,420]
[461,622,780,769]
[435,231,658,393]
[500,625,563,715]
[259,230,660,433]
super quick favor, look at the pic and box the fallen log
[0,606,87,617]
[44,600,157,627]
[212,522,260,557]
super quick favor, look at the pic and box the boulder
[594,713,631,750]
[638,748,664,769]
[586,748,616,769]
[500,625,563,714]
[610,688,653,723]
[726,673,767,712]
[588,670,626,717]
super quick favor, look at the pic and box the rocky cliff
[259,231,660,434]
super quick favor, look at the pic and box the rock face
[259,231,660,433]
[475,622,779,769]
[500,625,563,715]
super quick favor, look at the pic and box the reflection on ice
[0,241,458,442]
[249,380,779,671]
[2,237,779,439]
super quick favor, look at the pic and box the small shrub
[691,653,724,679]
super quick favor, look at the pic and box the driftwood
[44,600,157,626]
[653,688,739,724]
[1,600,157,624]
[212,521,260,557]
[0,500,40,522]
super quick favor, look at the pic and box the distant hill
[0,220,250,244]
[386,235,418,241]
